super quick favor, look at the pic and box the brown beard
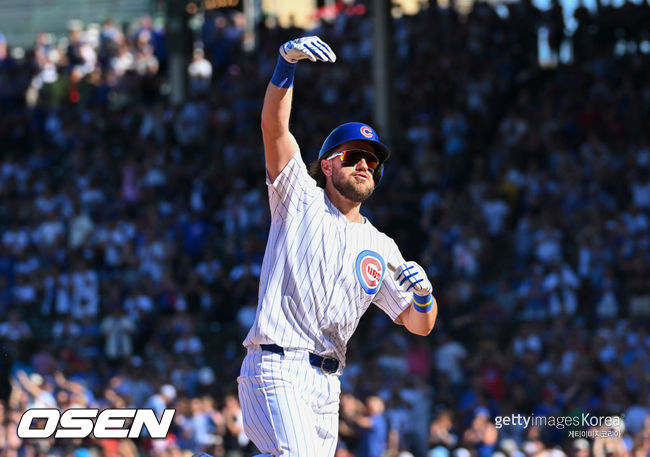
[332,170,375,202]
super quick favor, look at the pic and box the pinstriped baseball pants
[237,347,341,457]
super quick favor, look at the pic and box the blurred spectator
[14,371,56,408]
[434,332,467,386]
[339,392,363,454]
[101,306,135,365]
[188,47,213,96]
[462,407,499,457]
[429,409,458,449]
[146,384,177,420]
[0,32,7,62]
[357,396,388,457]
[0,3,648,457]
[0,310,32,352]
[222,393,251,457]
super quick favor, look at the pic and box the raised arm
[262,37,336,183]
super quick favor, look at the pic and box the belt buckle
[320,357,336,374]
[320,357,329,373]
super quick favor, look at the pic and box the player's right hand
[392,261,433,297]
[279,36,336,64]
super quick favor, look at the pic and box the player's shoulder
[288,150,320,187]
[268,148,320,193]
[271,148,306,178]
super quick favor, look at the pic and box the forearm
[261,58,299,181]
[261,82,293,140]
[17,373,40,398]
[401,294,438,336]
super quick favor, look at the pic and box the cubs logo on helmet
[360,126,374,138]
[355,250,385,294]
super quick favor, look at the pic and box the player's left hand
[391,261,432,297]
[279,36,336,64]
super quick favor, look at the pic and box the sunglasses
[327,149,379,173]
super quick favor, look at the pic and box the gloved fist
[279,36,336,64]
[391,261,433,297]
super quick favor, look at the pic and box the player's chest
[318,217,389,308]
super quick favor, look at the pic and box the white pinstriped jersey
[243,152,413,369]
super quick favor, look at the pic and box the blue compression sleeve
[271,56,296,88]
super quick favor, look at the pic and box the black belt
[260,344,339,374]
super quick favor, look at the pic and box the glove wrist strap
[412,293,433,313]
[271,55,296,88]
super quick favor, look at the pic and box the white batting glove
[279,36,336,64]
[392,261,433,297]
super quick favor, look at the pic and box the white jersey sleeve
[372,239,413,323]
[266,152,320,221]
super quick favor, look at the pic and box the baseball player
[236,36,438,457]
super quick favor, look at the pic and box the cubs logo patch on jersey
[355,250,386,294]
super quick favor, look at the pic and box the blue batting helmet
[318,122,391,184]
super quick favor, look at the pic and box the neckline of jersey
[324,192,367,225]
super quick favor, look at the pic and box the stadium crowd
[0,0,649,457]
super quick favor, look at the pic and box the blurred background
[0,0,648,456]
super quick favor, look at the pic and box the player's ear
[321,158,333,177]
